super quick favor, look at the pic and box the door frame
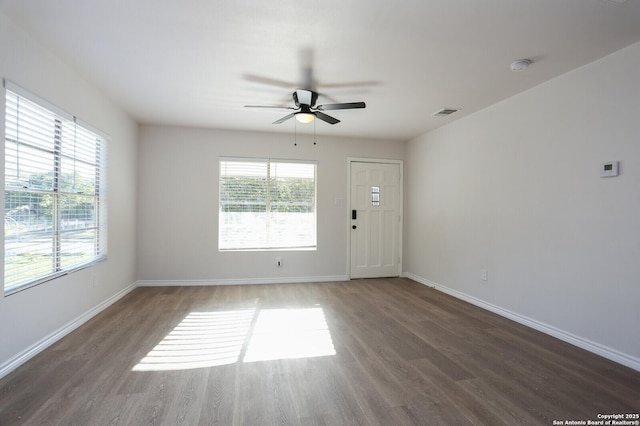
[347,157,404,279]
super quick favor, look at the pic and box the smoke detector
[510,59,532,72]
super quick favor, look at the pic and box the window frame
[218,157,317,251]
[3,80,108,295]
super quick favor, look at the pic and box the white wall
[0,12,138,374]
[404,41,640,369]
[137,126,404,282]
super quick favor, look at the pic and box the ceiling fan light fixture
[295,112,315,123]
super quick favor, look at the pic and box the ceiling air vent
[433,108,460,117]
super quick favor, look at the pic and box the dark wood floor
[1,278,639,425]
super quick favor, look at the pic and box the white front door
[350,161,401,279]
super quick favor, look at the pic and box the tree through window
[4,82,107,294]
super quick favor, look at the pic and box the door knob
[352,225,357,229]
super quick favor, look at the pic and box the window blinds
[4,82,107,294]
[219,158,316,250]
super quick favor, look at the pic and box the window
[219,158,316,250]
[4,81,107,295]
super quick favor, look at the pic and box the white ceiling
[2,0,640,141]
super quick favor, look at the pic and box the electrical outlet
[481,269,488,281]
[276,256,282,267]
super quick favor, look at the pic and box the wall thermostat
[600,161,619,177]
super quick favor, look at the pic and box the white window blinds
[4,82,107,294]
[219,158,316,250]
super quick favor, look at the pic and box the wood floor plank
[336,358,415,426]
[197,364,236,425]
[452,351,580,423]
[1,278,639,425]
[456,377,547,425]
[409,357,507,425]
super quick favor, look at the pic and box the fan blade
[316,102,366,111]
[299,47,316,91]
[273,113,296,124]
[245,104,295,110]
[243,74,297,89]
[319,81,379,89]
[314,111,340,125]
[316,92,341,104]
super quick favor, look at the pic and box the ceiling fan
[245,88,366,125]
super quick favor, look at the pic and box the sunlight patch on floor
[243,307,336,362]
[132,309,255,371]
[132,306,336,371]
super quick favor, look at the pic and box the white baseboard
[136,275,350,287]
[0,282,137,381]
[404,272,640,372]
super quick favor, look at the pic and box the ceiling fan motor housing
[293,89,318,107]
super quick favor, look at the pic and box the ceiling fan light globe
[295,113,315,123]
